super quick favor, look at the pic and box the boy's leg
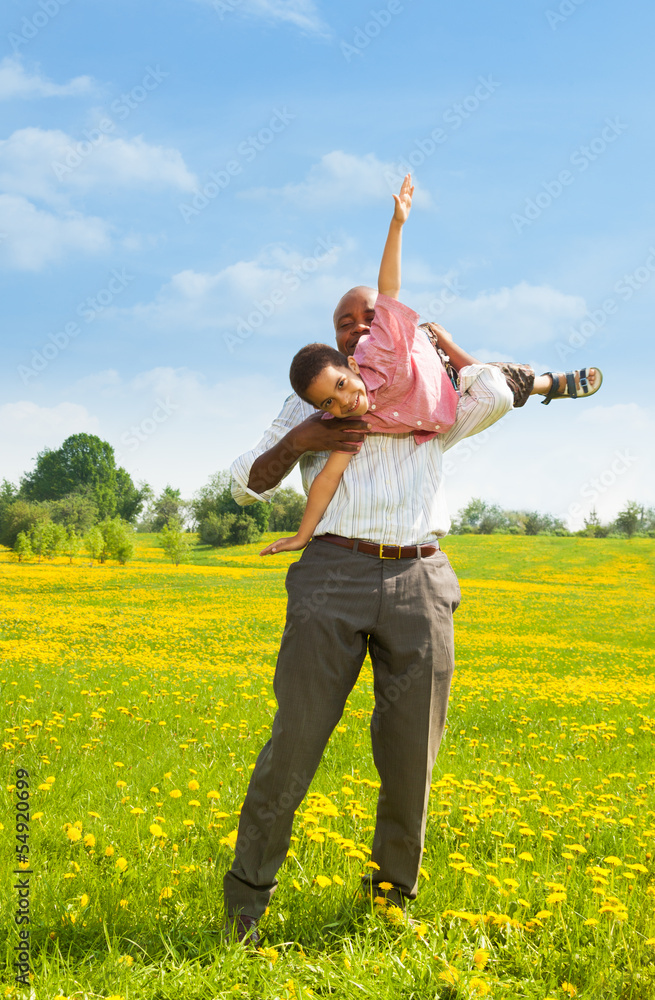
[223,541,379,920]
[366,550,461,902]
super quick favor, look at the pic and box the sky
[1,0,653,529]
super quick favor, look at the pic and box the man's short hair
[290,343,350,403]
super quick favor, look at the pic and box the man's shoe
[225,914,260,946]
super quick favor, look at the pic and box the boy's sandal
[541,367,603,405]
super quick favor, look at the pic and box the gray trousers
[223,538,461,919]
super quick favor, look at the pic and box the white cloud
[444,402,654,530]
[244,150,432,208]
[0,127,197,206]
[194,0,329,36]
[0,57,94,101]
[414,280,587,353]
[122,239,347,338]
[0,193,111,270]
[0,401,99,482]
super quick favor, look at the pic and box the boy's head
[333,285,377,356]
[290,343,368,418]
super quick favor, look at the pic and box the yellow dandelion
[467,946,487,971]
[378,881,394,891]
[333,874,344,885]
[182,819,195,827]
[207,790,220,799]
[105,845,115,857]
[169,789,182,799]
[315,875,332,888]
[188,780,200,790]
[346,849,366,861]
[188,799,200,807]
[80,894,89,907]
[150,787,160,794]
[159,887,173,902]
[470,979,491,997]
[603,856,622,867]
[116,780,127,789]
[130,808,144,816]
[114,762,125,768]
[561,983,577,997]
[535,910,552,919]
[115,857,128,872]
[584,918,599,926]
[66,827,81,842]
[518,852,533,861]
[83,834,95,848]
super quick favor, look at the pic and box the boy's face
[333,286,377,356]
[305,356,369,418]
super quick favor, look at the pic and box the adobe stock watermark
[223,236,339,353]
[546,0,589,31]
[114,397,179,462]
[512,117,628,234]
[8,0,73,53]
[561,450,639,530]
[385,76,501,184]
[18,269,135,384]
[179,108,295,223]
[51,66,169,181]
[213,0,243,18]
[424,276,466,319]
[555,246,655,362]
[340,0,411,62]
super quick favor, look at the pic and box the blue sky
[1,0,653,527]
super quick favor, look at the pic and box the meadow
[1,534,654,1000]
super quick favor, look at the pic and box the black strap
[541,372,559,405]
[565,371,577,399]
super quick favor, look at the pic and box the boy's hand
[260,535,308,556]
[392,173,414,225]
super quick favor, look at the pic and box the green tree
[0,499,50,548]
[97,517,135,565]
[452,498,510,535]
[62,527,84,564]
[48,493,98,535]
[613,501,643,538]
[268,487,307,531]
[192,471,269,547]
[84,526,104,565]
[152,486,186,532]
[20,433,147,522]
[12,531,32,563]
[158,517,193,565]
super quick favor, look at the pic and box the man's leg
[223,541,379,920]
[366,550,461,902]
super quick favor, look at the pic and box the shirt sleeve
[230,393,311,506]
[354,294,420,388]
[440,364,513,451]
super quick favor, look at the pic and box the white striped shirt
[230,364,513,545]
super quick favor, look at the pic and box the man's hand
[260,535,308,556]
[392,173,414,225]
[290,412,371,455]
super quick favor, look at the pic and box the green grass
[1,535,654,999]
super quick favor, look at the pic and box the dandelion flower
[66,828,81,842]
[169,789,182,799]
[115,857,128,872]
[315,875,332,888]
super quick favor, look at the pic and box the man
[222,284,515,945]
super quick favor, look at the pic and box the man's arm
[440,364,513,451]
[231,393,370,504]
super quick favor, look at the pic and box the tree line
[2,434,651,567]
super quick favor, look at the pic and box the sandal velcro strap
[540,367,603,404]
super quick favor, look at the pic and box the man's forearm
[444,340,481,372]
[247,430,304,495]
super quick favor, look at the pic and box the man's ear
[347,356,361,375]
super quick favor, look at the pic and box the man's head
[333,285,378,356]
[289,343,368,418]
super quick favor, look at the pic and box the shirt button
[370,404,376,410]
[435,424,440,429]
[417,420,422,426]
[393,411,398,416]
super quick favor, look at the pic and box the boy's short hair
[290,343,350,403]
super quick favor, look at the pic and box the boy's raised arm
[377,173,414,300]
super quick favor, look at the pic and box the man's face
[333,286,378,356]
[304,357,369,418]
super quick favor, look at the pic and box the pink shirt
[347,293,459,443]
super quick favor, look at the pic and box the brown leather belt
[315,533,440,559]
